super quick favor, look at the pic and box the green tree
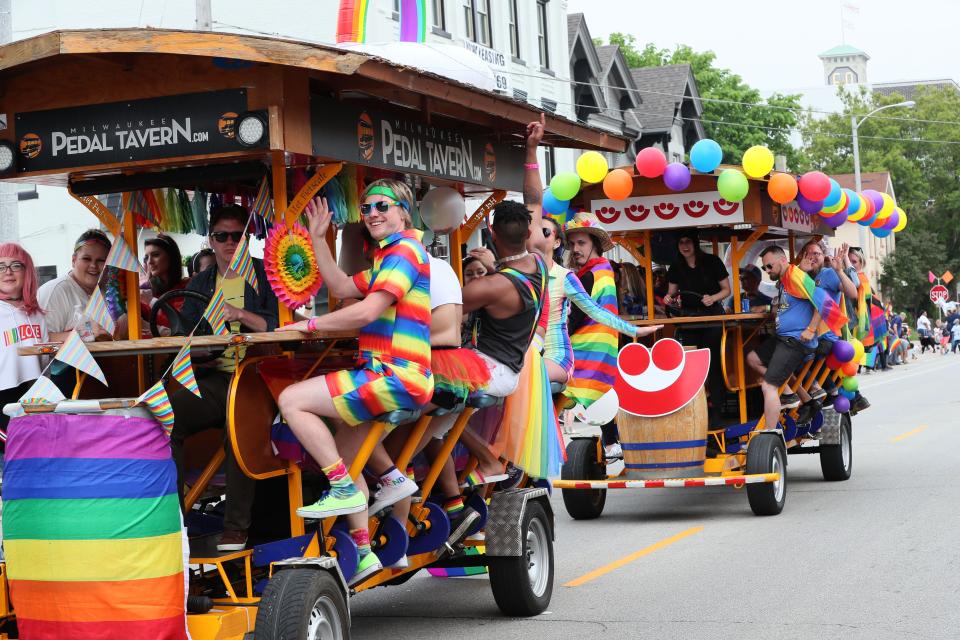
[605,33,803,167]
[878,229,947,314]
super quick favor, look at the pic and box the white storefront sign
[781,203,817,233]
[462,40,511,94]
[589,192,744,232]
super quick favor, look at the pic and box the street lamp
[850,100,915,276]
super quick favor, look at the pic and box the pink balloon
[798,171,831,201]
[635,147,667,178]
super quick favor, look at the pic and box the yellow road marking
[890,425,928,443]
[563,526,703,587]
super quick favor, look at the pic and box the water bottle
[73,303,95,342]
[742,297,751,313]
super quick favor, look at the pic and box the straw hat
[564,211,614,253]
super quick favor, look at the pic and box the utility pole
[195,0,212,31]
[0,0,18,243]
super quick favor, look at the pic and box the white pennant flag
[18,375,66,405]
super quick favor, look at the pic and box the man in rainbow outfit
[562,212,625,456]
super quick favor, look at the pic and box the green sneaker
[349,552,382,586]
[296,490,366,520]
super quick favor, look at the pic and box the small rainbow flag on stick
[137,380,174,434]
[251,176,274,224]
[18,376,65,405]
[781,265,848,335]
[202,288,229,336]
[105,234,141,274]
[54,330,107,386]
[84,286,115,335]
[171,344,201,398]
[228,232,259,293]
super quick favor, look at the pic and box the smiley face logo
[613,339,710,417]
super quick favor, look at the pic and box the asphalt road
[350,351,960,640]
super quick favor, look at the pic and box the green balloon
[717,169,749,202]
[841,376,859,392]
[550,171,582,201]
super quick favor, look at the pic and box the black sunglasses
[762,263,776,271]
[359,201,399,216]
[542,226,553,238]
[210,230,246,243]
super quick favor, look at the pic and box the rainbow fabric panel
[399,0,426,42]
[3,412,187,640]
[566,258,620,408]
[336,0,369,43]
[781,265,848,336]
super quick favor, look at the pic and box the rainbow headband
[366,186,409,211]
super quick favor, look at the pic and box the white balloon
[573,389,620,426]
[419,187,465,233]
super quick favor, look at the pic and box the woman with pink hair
[0,243,47,429]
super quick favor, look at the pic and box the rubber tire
[560,438,607,520]
[745,435,787,516]
[255,568,350,640]
[489,501,554,617]
[820,414,853,481]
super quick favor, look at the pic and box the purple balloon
[796,192,824,214]
[882,209,900,231]
[861,189,885,213]
[663,162,692,191]
[822,211,848,228]
[833,395,851,413]
[832,340,855,363]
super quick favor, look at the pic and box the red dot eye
[651,340,684,371]
[619,344,650,376]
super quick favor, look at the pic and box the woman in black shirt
[663,229,731,427]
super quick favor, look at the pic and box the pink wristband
[524,163,539,170]
[307,316,318,332]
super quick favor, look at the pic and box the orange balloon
[767,173,798,205]
[841,360,858,378]
[603,168,634,201]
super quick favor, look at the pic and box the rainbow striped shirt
[565,257,620,408]
[352,229,432,377]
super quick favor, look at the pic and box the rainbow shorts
[324,362,432,427]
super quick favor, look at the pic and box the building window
[508,0,520,58]
[463,0,492,47]
[432,0,445,30]
[513,88,528,102]
[833,72,843,85]
[846,71,854,83]
[536,0,550,69]
[541,97,557,113]
[544,146,556,181]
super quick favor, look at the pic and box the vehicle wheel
[820,414,852,481]
[560,438,606,520]
[489,501,553,616]
[745,435,787,516]
[255,568,349,640]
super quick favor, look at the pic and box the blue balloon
[839,388,856,400]
[689,139,723,173]
[822,179,842,207]
[841,188,858,214]
[871,226,892,238]
[542,190,569,215]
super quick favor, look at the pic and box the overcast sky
[10,0,958,95]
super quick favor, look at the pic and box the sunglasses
[359,201,400,216]
[210,231,247,243]
[542,227,553,238]
[762,263,776,271]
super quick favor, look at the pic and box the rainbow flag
[228,231,259,293]
[84,286,115,335]
[336,0,369,43]
[854,272,872,340]
[138,381,175,434]
[18,376,65,406]
[3,411,187,639]
[781,265,848,336]
[105,235,141,274]
[251,176,274,224]
[202,288,229,336]
[170,344,200,398]
[399,0,426,42]
[129,190,158,228]
[565,258,620,408]
[54,330,106,386]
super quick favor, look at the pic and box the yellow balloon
[876,192,895,221]
[893,207,908,232]
[742,145,775,178]
[850,338,865,363]
[576,151,609,184]
[846,193,866,222]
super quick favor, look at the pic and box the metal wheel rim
[771,449,785,503]
[841,423,851,471]
[525,517,550,598]
[307,595,343,640]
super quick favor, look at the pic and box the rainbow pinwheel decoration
[264,224,323,309]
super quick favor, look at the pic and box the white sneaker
[389,555,409,569]
[604,442,623,459]
[368,476,418,515]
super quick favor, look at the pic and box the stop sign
[930,284,949,303]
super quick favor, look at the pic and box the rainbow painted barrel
[618,388,708,479]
